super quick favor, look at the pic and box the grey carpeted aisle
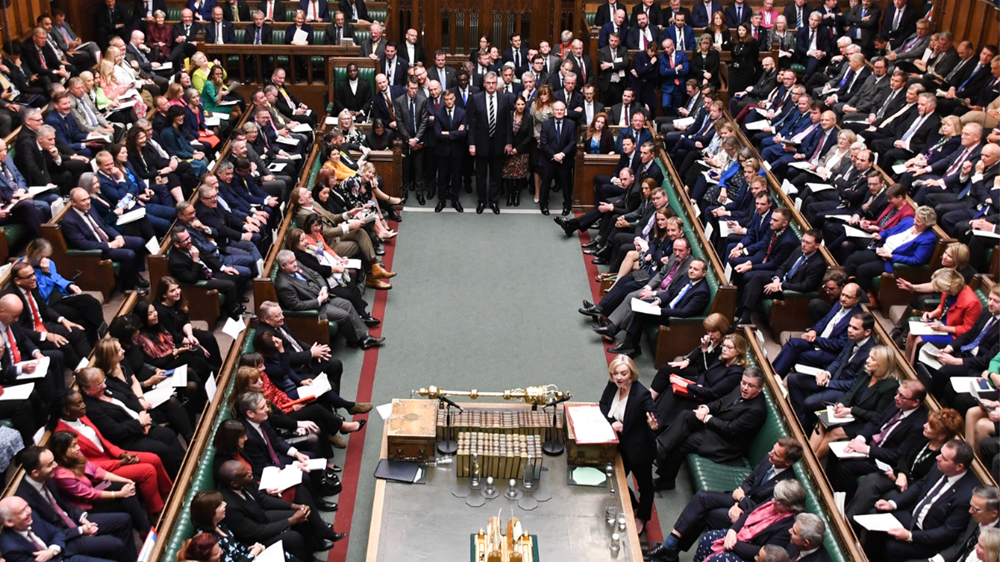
[336,199,696,561]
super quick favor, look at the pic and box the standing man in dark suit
[654,369,769,490]
[863,439,979,559]
[95,0,130,50]
[258,0,287,21]
[598,9,629,49]
[537,101,577,217]
[502,33,530,76]
[881,0,917,50]
[466,72,512,214]
[299,0,329,22]
[567,40,594,86]
[170,9,204,67]
[339,0,369,22]
[598,33,629,104]
[595,0,628,27]
[735,229,826,324]
[663,0,692,27]
[393,79,430,206]
[333,62,372,118]
[724,0,753,28]
[325,10,354,44]
[220,0,252,21]
[428,50,457,93]
[244,9,274,52]
[630,0,664,27]
[381,42,409,86]
[16,446,136,562]
[692,0,723,27]
[647,437,804,561]
[845,0,881,57]
[434,90,467,213]
[783,0,810,30]
[371,73,405,127]
[399,28,426,68]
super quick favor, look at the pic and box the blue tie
[669,283,692,308]
[784,254,806,282]
[961,317,995,353]
[763,467,776,481]
[838,69,853,88]
[294,272,306,282]
[958,64,982,92]
[409,99,416,136]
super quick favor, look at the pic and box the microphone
[438,395,463,413]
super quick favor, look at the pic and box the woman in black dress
[691,34,721,89]
[503,96,535,207]
[650,331,747,426]
[599,355,660,535]
[728,23,759,95]
[154,276,223,372]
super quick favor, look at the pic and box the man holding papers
[821,174,892,261]
[608,259,711,358]
[858,439,977,559]
[771,282,863,376]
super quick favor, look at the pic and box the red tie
[44,486,77,529]
[764,233,778,262]
[26,293,46,333]
[39,51,48,70]
[267,2,274,18]
[7,327,21,363]
[27,530,46,551]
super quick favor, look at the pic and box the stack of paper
[0,383,34,401]
[630,297,661,316]
[843,225,874,238]
[793,364,825,376]
[118,207,147,225]
[806,182,835,192]
[298,373,333,398]
[909,321,947,336]
[853,513,904,531]
[826,406,855,424]
[565,404,618,444]
[16,357,50,379]
[829,441,866,458]
[259,465,303,491]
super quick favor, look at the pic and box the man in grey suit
[591,237,693,339]
[67,77,116,138]
[393,78,430,205]
[931,486,1000,562]
[274,250,383,349]
[360,21,387,60]
[885,18,931,63]
[835,57,890,116]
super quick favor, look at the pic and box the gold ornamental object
[417,385,571,406]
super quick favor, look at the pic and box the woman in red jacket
[907,268,982,362]
[50,389,173,507]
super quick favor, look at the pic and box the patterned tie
[958,64,983,92]
[872,410,903,445]
[279,326,304,352]
[261,427,281,464]
[764,232,778,261]
[659,261,682,289]
[85,212,110,243]
[911,475,948,529]
[43,486,77,528]
[488,95,496,137]
[961,317,995,353]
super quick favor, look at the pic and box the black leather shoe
[540,205,549,215]
[579,306,601,318]
[582,247,601,255]
[562,206,571,216]
[453,201,464,213]
[652,477,676,491]
[229,305,247,319]
[417,192,426,205]
[582,299,595,309]
[388,209,403,222]
[435,199,446,212]
[554,216,566,226]
[363,317,381,327]
[464,183,473,193]
[476,203,485,214]
[316,500,339,512]
[607,342,639,357]
[359,336,385,349]
[513,190,520,206]
[646,545,679,562]
[491,203,500,214]
[561,221,577,237]
[135,277,150,288]
[589,220,602,230]
[330,532,348,542]
[329,464,343,473]
[591,256,610,265]
[581,238,601,248]
[590,324,616,337]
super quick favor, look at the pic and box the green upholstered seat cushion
[368,9,387,22]
[268,260,338,333]
[353,29,370,45]
[66,249,121,278]
[167,7,182,20]
[2,224,26,248]
[687,456,753,492]
[586,12,596,26]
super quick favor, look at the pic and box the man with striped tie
[466,72,513,214]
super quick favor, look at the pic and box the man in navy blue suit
[724,0,753,28]
[502,33,530,76]
[0,140,49,239]
[433,90,467,213]
[864,439,978,559]
[658,39,689,116]
[0,496,115,562]
[61,188,149,292]
[298,0,329,21]
[381,41,409,87]
[205,5,237,43]
[598,9,628,48]
[611,259,711,357]
[769,109,838,177]
[45,92,103,159]
[466,72,512,214]
[664,13,695,52]
[771,281,864,376]
[691,0,723,27]
[16,447,136,562]
[796,12,832,79]
[537,101,577,217]
[731,207,799,297]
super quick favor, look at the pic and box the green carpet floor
[333,195,697,561]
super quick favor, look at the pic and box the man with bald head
[0,293,65,397]
[0,496,118,562]
[61,187,149,293]
[538,100,577,216]
[936,143,1000,239]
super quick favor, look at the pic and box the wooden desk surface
[366,401,643,562]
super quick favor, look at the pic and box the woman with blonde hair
[599,355,660,534]
[898,115,965,184]
[165,82,187,107]
[96,55,147,116]
[531,84,555,202]
[978,528,1000,562]
[811,346,902,459]
[905,267,982,363]
[611,209,678,284]
[338,109,368,150]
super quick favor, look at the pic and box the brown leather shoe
[365,277,392,290]
[348,402,374,414]
[329,434,347,449]
[370,262,397,279]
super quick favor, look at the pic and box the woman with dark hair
[502,95,535,207]
[92,337,196,441]
[211,420,253,486]
[50,389,173,505]
[50,431,151,535]
[365,119,394,150]
[176,533,223,562]
[192,490,295,562]
[125,126,186,204]
[160,105,210,180]
[650,332,747,426]
[230,359,328,450]
[131,300,214,383]
[728,23,759,94]
[469,36,491,62]
[201,64,245,118]
[311,179,342,215]
[106,143,179,233]
[287,226,378,326]
[155,276,223,371]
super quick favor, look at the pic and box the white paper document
[205,373,217,402]
[0,383,34,401]
[565,404,618,444]
[254,541,284,562]
[325,116,337,126]
[376,403,393,419]
[144,385,174,409]
[892,164,908,174]
[345,259,362,269]
[145,237,160,255]
[745,120,770,131]
[222,316,246,340]
[909,321,947,336]
[259,465,303,491]
[825,214,852,222]
[292,123,313,133]
[875,459,892,472]
[806,182,835,192]
[292,29,309,44]
[268,163,287,173]
[853,513,905,532]
[205,115,221,127]
[297,373,333,398]
[28,185,57,196]
[672,117,695,128]
[163,365,188,387]
[829,441,866,458]
[762,161,772,171]
[117,207,147,225]
[793,364,825,376]
[112,100,137,111]
[701,171,719,184]
[950,377,983,393]
[86,132,112,142]
[781,179,798,196]
[826,406,855,424]
[276,135,300,146]
[703,222,714,242]
[843,225,874,239]
[789,161,813,170]
[218,99,239,106]
[719,221,733,238]
[155,61,173,71]
[301,458,327,471]
[15,356,49,380]
[724,262,733,282]
[631,297,661,316]
[972,229,1000,240]
[918,344,943,369]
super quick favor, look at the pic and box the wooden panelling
[935,0,999,47]
[3,0,46,42]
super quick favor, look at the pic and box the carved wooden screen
[409,0,568,55]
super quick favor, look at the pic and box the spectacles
[16,273,36,279]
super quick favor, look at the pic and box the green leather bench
[161,330,255,562]
[367,9,387,23]
[685,354,849,562]
[586,12,596,26]
[167,7,182,20]
[327,62,377,114]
